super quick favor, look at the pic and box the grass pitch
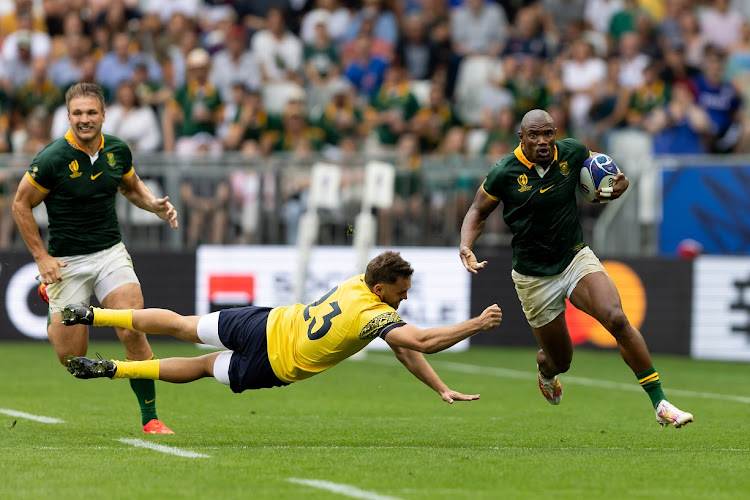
[1,341,748,500]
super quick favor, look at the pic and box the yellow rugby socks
[114,358,160,380]
[92,307,134,329]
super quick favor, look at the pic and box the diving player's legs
[66,351,226,383]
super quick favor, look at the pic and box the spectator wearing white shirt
[583,0,624,34]
[103,81,162,153]
[300,0,351,44]
[139,0,201,24]
[251,7,303,84]
[699,0,744,51]
[210,24,261,103]
[617,31,649,89]
[562,38,607,136]
[1,12,50,61]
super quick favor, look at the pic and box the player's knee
[602,309,629,336]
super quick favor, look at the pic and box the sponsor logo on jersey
[69,159,82,178]
[559,161,570,176]
[107,153,116,167]
[540,185,554,193]
[517,173,532,192]
[90,172,103,180]
[30,165,38,179]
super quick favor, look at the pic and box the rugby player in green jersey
[459,109,693,428]
[12,83,179,434]
[61,251,503,406]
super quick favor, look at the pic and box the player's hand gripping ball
[579,153,620,203]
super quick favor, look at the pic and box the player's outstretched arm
[384,304,502,354]
[119,174,179,228]
[459,188,499,273]
[389,345,479,404]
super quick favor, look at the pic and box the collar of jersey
[65,128,105,153]
[514,142,558,169]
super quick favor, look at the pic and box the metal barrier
[0,152,508,251]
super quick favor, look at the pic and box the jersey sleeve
[562,138,591,167]
[481,160,506,201]
[356,303,406,340]
[26,150,55,193]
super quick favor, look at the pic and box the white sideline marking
[0,408,64,424]
[117,438,210,458]
[366,356,750,405]
[288,478,403,500]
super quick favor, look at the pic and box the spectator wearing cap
[210,24,261,104]
[96,31,162,99]
[162,47,224,154]
[3,29,34,89]
[251,7,303,84]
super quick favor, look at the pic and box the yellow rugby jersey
[266,275,405,383]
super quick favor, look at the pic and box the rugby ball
[579,153,620,203]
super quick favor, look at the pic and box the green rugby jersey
[26,130,135,257]
[482,138,591,276]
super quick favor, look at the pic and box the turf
[1,341,748,500]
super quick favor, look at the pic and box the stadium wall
[0,251,195,342]
[5,247,749,362]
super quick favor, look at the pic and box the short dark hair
[364,251,414,288]
[65,82,106,111]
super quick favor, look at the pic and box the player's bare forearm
[391,346,450,395]
[460,189,499,273]
[386,305,502,354]
[120,177,179,228]
[392,346,479,404]
[12,181,49,261]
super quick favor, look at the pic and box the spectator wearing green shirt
[162,48,223,154]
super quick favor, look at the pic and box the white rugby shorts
[45,242,140,313]
[512,246,607,328]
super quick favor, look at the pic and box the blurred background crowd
[0,0,749,248]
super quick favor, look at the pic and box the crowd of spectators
[1,0,749,246]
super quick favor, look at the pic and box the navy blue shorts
[217,306,289,393]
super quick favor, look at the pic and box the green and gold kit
[26,130,135,257]
[482,138,591,276]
